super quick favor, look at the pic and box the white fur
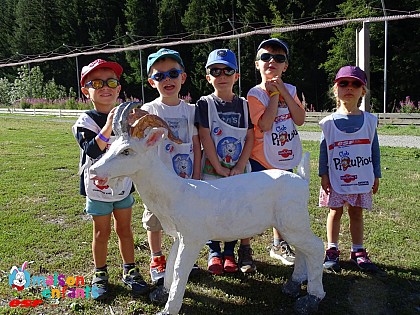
[90,128,325,314]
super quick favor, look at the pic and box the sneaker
[350,248,380,272]
[207,256,223,275]
[122,267,149,297]
[237,247,256,273]
[189,263,200,277]
[323,247,341,272]
[150,255,166,285]
[91,271,109,301]
[270,241,295,266]
[223,255,238,273]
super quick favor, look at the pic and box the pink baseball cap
[80,59,123,86]
[334,66,367,85]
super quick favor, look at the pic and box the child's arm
[198,127,231,177]
[271,77,306,126]
[319,134,331,194]
[230,129,254,176]
[95,107,115,151]
[257,84,280,132]
[372,130,381,194]
[192,134,201,180]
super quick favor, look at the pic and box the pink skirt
[319,187,373,210]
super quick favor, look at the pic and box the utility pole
[381,0,388,113]
[227,18,241,96]
[126,32,145,103]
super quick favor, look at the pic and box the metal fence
[1,108,420,126]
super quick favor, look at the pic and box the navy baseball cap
[147,48,185,74]
[205,49,238,70]
[334,66,367,85]
[257,38,289,59]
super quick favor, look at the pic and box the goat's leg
[282,248,307,298]
[290,232,325,299]
[162,237,203,315]
[163,237,179,291]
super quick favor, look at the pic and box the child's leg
[148,230,163,255]
[270,228,295,265]
[114,206,149,295]
[348,205,379,272]
[222,240,238,273]
[92,214,112,268]
[206,240,223,275]
[238,238,256,273]
[323,207,343,272]
[113,207,134,264]
[347,205,363,246]
[326,207,344,247]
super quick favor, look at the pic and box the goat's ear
[144,127,167,148]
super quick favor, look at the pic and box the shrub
[397,96,420,113]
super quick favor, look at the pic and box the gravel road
[299,131,420,148]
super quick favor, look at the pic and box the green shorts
[85,194,135,216]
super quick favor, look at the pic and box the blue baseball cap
[257,38,289,59]
[147,48,185,75]
[205,49,238,70]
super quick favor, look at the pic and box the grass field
[0,115,419,315]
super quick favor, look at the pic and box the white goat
[90,103,325,315]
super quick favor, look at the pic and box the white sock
[327,243,339,250]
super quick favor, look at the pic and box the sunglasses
[257,53,287,63]
[151,69,183,82]
[208,67,236,77]
[337,80,364,88]
[85,78,120,89]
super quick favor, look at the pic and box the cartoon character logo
[216,137,242,168]
[339,151,351,171]
[213,127,222,136]
[172,154,193,178]
[278,131,289,146]
[9,262,30,291]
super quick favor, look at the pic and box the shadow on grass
[171,261,419,315]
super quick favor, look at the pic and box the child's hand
[372,178,379,194]
[215,165,231,177]
[321,174,331,195]
[105,107,117,130]
[229,165,244,176]
[265,77,281,94]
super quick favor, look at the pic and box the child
[319,66,381,273]
[72,59,148,300]
[195,48,256,274]
[247,38,305,266]
[141,48,201,285]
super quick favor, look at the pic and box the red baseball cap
[80,59,123,86]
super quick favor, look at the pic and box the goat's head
[89,102,179,185]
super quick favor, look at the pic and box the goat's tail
[297,152,310,183]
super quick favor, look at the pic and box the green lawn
[0,115,419,315]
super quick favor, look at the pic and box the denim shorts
[85,194,135,216]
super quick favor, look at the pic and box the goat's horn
[131,114,183,144]
[113,102,142,136]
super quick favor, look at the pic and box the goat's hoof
[282,279,301,298]
[294,294,321,315]
[149,285,169,305]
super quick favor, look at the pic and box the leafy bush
[397,96,420,113]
